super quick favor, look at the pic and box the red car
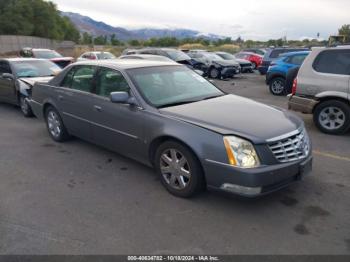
[235,52,263,70]
[19,48,74,68]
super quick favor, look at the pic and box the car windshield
[217,53,236,60]
[165,50,191,61]
[12,60,61,78]
[203,53,224,60]
[127,66,224,108]
[33,50,63,59]
[96,52,116,59]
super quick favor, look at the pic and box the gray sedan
[30,60,312,198]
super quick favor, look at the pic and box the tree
[0,0,80,42]
[94,35,107,45]
[81,32,93,45]
[338,24,350,42]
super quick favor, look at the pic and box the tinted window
[313,50,350,75]
[62,66,96,92]
[270,49,308,59]
[95,68,130,97]
[0,61,11,74]
[289,54,308,65]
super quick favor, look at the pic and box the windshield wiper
[201,94,226,101]
[157,100,198,108]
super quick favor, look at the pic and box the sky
[52,0,349,41]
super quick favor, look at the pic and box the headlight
[223,136,260,168]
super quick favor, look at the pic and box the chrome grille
[268,129,310,163]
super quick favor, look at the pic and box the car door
[89,67,145,159]
[0,61,16,103]
[56,65,97,141]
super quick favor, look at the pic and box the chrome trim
[266,127,303,143]
[205,159,232,167]
[30,99,43,106]
[62,112,139,139]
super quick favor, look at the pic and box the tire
[269,77,286,96]
[19,95,34,117]
[209,67,220,79]
[155,141,205,198]
[313,100,350,135]
[45,106,70,142]
[251,62,257,70]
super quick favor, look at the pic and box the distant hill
[61,11,225,41]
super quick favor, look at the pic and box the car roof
[0,58,48,62]
[73,59,179,69]
[281,51,311,57]
[22,48,54,51]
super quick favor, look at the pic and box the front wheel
[209,67,220,79]
[251,62,257,70]
[19,95,34,117]
[269,77,286,96]
[155,141,205,198]
[45,106,70,142]
[313,100,350,135]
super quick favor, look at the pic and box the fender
[17,80,32,98]
[315,91,349,102]
[266,72,285,85]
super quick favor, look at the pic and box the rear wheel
[155,141,205,198]
[251,62,257,70]
[313,100,350,135]
[45,106,70,142]
[19,95,33,117]
[269,77,286,96]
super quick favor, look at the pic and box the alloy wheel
[271,79,284,94]
[160,149,191,190]
[20,97,29,115]
[47,111,62,138]
[318,106,346,130]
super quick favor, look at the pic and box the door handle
[94,105,102,112]
[58,95,64,101]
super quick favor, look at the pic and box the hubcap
[47,111,61,138]
[160,149,191,190]
[210,69,219,78]
[319,106,345,130]
[252,63,256,69]
[271,80,284,94]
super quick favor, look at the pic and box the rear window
[313,50,350,75]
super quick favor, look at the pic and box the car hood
[159,94,303,144]
[18,76,53,87]
[213,60,240,67]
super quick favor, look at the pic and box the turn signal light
[292,78,298,95]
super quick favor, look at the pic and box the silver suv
[288,46,350,135]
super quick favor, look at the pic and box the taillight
[292,78,298,95]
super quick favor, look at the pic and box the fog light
[221,183,262,196]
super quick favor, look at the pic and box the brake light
[292,78,298,95]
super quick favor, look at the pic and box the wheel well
[312,96,350,113]
[43,103,54,116]
[148,135,207,185]
[268,74,285,85]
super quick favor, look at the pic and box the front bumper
[288,95,319,114]
[204,155,313,197]
[221,67,240,77]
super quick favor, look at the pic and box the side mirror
[110,91,138,106]
[1,73,14,80]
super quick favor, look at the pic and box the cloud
[52,0,349,40]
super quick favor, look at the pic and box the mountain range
[61,12,225,41]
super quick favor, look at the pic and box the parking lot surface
[0,73,349,255]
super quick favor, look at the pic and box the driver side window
[95,68,130,97]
